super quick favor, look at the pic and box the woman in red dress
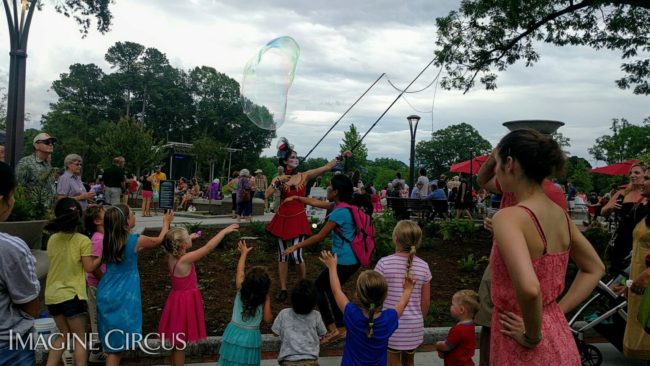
[265,138,347,302]
[490,129,604,365]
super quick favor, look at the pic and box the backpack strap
[330,206,356,244]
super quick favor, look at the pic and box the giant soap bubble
[241,36,300,130]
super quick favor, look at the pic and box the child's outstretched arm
[235,240,252,290]
[284,195,334,210]
[394,276,415,317]
[180,224,239,265]
[319,251,349,312]
[263,295,273,324]
[81,255,103,274]
[284,221,337,256]
[136,210,174,252]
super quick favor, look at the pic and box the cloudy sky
[1,0,648,167]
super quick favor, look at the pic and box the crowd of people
[1,126,650,366]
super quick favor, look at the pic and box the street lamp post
[407,115,421,194]
[226,147,242,179]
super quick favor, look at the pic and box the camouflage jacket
[16,154,56,207]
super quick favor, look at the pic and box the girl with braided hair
[375,220,432,366]
[265,137,350,302]
[319,251,414,366]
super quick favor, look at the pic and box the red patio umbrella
[449,155,490,175]
[589,159,640,176]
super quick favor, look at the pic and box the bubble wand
[351,58,436,153]
[303,73,386,160]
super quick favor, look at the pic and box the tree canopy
[434,0,650,94]
[588,117,650,163]
[41,41,275,180]
[415,122,492,178]
[339,124,368,173]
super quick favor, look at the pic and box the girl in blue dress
[96,205,174,366]
[218,241,272,366]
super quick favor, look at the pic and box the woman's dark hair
[84,206,104,236]
[45,197,83,233]
[419,167,426,176]
[291,279,317,315]
[351,170,361,187]
[330,174,354,203]
[240,266,271,321]
[142,169,150,176]
[496,128,565,184]
[0,162,16,201]
[353,190,374,215]
[276,137,296,169]
[396,172,402,179]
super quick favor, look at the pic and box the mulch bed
[139,225,492,336]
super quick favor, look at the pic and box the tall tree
[416,122,492,177]
[339,124,368,173]
[188,66,274,168]
[42,63,111,179]
[3,0,114,166]
[565,156,592,193]
[434,0,650,95]
[105,41,146,118]
[192,136,226,180]
[94,117,165,175]
[588,117,650,163]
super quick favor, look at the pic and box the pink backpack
[332,202,375,267]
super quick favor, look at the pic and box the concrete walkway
[160,343,639,366]
[133,210,275,233]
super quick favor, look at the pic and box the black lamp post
[407,115,421,194]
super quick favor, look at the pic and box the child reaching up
[272,279,327,366]
[319,251,415,366]
[158,223,239,366]
[375,220,432,366]
[44,198,102,366]
[83,205,107,363]
[96,205,174,366]
[218,241,273,366]
[435,290,480,366]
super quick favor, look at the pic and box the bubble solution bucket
[33,318,58,349]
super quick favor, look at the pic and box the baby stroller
[567,267,629,366]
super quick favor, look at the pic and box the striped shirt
[375,254,432,350]
[0,233,40,347]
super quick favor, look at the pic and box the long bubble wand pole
[303,73,386,160]
[351,58,436,153]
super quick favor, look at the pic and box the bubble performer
[265,137,350,302]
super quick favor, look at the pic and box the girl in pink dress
[490,129,604,365]
[375,220,431,366]
[158,223,239,365]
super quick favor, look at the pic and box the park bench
[387,197,433,220]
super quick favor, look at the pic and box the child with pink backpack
[283,174,375,344]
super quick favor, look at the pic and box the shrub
[582,225,611,259]
[423,221,441,238]
[457,254,488,272]
[439,219,477,241]
[182,222,203,234]
[373,210,397,259]
[248,219,270,238]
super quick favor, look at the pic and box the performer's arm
[284,221,337,255]
[303,150,352,181]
